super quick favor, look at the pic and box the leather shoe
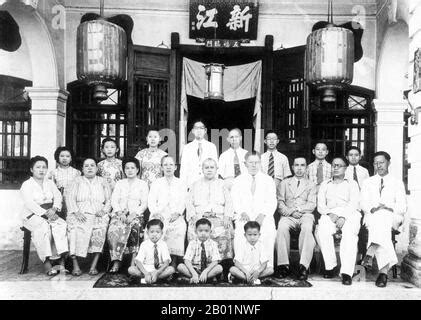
[375,273,388,288]
[341,274,352,285]
[297,264,308,281]
[323,269,336,279]
[275,265,290,278]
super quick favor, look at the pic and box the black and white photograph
[0,0,420,305]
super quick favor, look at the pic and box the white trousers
[23,215,68,263]
[317,212,361,276]
[364,210,403,270]
[234,217,276,266]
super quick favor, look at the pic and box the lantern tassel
[100,0,104,17]
[327,0,333,24]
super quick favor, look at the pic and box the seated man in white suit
[180,120,218,190]
[317,156,361,286]
[361,151,407,288]
[231,151,277,266]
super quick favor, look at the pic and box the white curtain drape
[179,58,262,155]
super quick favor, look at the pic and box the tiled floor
[1,251,420,300]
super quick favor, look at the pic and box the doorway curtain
[180,57,262,153]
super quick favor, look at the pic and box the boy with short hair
[261,131,291,187]
[306,142,332,186]
[128,219,175,284]
[177,218,223,284]
[345,146,369,189]
[229,221,274,285]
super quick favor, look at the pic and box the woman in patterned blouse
[48,146,81,218]
[66,158,112,276]
[97,138,123,191]
[135,128,167,187]
[107,157,149,274]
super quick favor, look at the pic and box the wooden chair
[19,227,31,274]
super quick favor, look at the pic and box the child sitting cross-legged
[128,219,175,284]
[177,218,223,284]
[229,221,274,285]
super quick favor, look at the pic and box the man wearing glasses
[261,131,291,188]
[360,151,407,287]
[316,157,361,285]
[231,151,277,267]
[180,120,218,190]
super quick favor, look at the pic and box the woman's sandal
[89,269,99,276]
[72,269,82,276]
[47,269,58,276]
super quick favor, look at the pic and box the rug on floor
[93,273,312,288]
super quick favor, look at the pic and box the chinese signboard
[189,0,259,40]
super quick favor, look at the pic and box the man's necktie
[268,152,275,178]
[353,166,360,189]
[200,242,207,271]
[316,161,324,185]
[251,176,256,194]
[154,243,159,269]
[297,180,300,188]
[197,143,203,159]
[233,150,241,177]
[379,178,384,196]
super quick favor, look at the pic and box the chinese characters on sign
[190,0,259,40]
[226,5,252,32]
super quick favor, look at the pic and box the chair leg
[19,229,31,274]
[392,265,398,278]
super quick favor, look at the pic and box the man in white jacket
[231,151,277,266]
[179,120,218,190]
[360,151,407,287]
[316,156,361,285]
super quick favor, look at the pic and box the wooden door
[127,45,177,157]
[272,46,310,165]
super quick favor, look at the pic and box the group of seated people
[19,120,407,288]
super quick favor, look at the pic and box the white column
[401,0,421,287]
[26,87,69,168]
[373,100,406,181]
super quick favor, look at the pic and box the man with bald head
[218,128,248,186]
[275,157,317,280]
[317,156,361,285]
[231,151,277,266]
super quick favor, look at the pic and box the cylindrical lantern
[305,26,354,103]
[204,63,225,100]
[77,19,127,102]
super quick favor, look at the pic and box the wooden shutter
[127,45,177,156]
[272,45,310,163]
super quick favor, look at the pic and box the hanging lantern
[305,26,354,103]
[304,0,360,103]
[204,63,226,100]
[76,1,127,102]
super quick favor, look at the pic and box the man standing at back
[306,142,331,188]
[345,146,370,189]
[261,131,291,188]
[218,128,248,189]
[180,120,218,190]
